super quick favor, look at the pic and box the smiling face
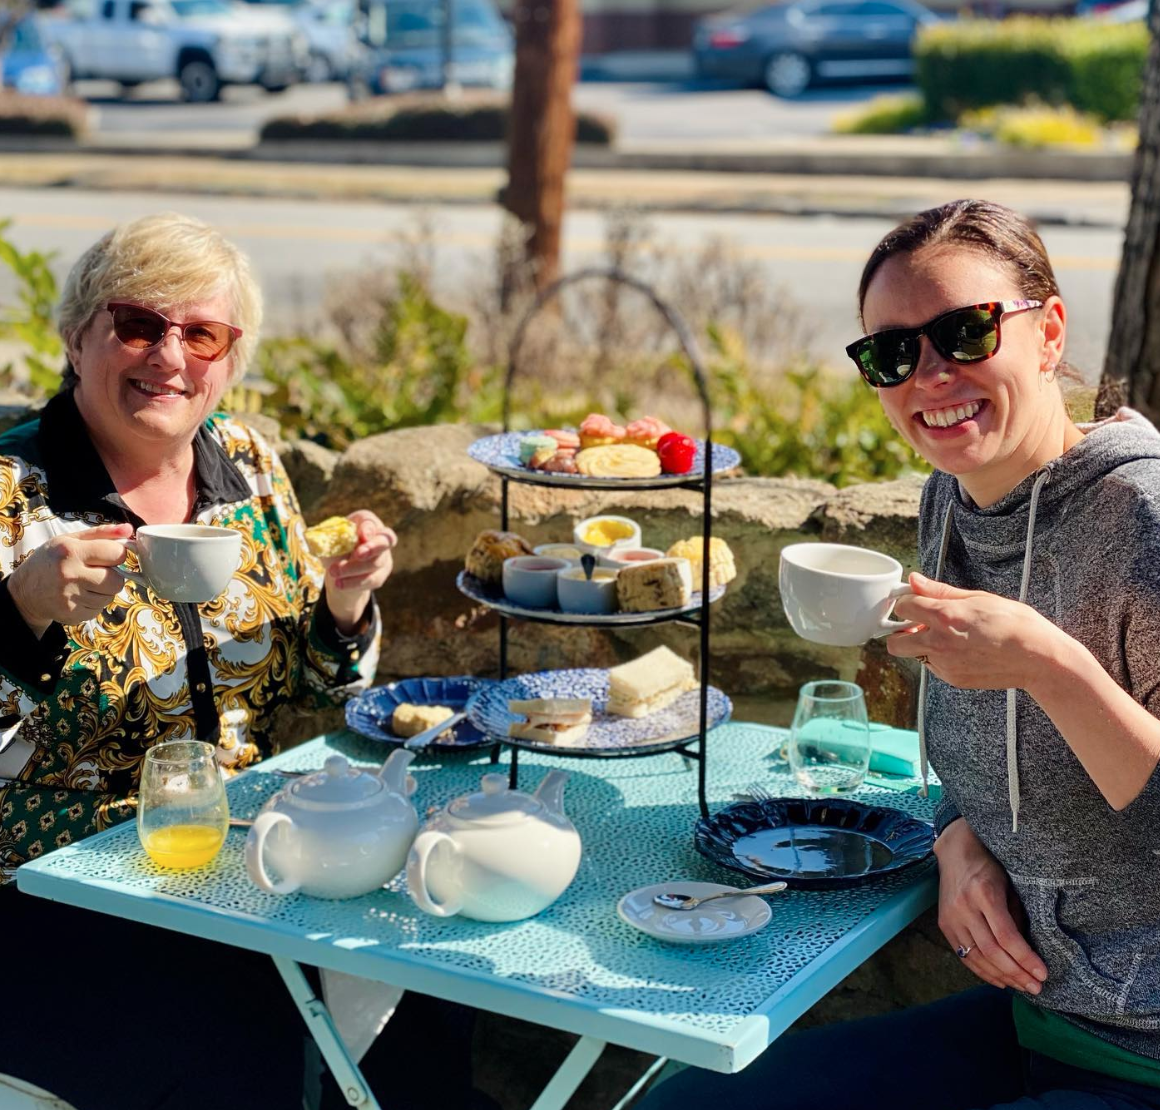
[861,245,1072,506]
[68,292,237,463]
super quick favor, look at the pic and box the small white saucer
[617,881,773,945]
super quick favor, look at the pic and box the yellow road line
[10,213,1120,269]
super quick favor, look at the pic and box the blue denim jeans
[636,987,1160,1110]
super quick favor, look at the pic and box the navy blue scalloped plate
[695,797,934,890]
[344,677,496,749]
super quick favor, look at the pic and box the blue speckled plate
[695,796,934,890]
[345,676,496,749]
[467,432,741,489]
[457,571,725,627]
[466,668,732,757]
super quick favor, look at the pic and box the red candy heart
[657,432,696,474]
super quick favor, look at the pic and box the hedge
[915,18,1148,122]
[0,91,88,138]
[260,94,617,145]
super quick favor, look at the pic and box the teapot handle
[245,811,300,895]
[407,831,463,917]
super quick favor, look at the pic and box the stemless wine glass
[137,740,229,869]
[787,680,871,795]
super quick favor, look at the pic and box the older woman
[636,200,1160,1109]
[0,213,479,1110]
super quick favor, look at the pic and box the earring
[1043,364,1057,384]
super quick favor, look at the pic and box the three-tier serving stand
[459,267,731,821]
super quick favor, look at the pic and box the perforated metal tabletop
[17,723,937,1078]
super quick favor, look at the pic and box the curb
[0,134,1133,183]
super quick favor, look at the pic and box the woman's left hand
[886,573,1061,691]
[323,510,397,634]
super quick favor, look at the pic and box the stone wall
[271,419,928,727]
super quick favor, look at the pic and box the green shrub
[260,94,617,146]
[0,91,88,138]
[960,102,1104,148]
[915,18,1147,123]
[0,220,64,398]
[703,328,927,487]
[832,93,929,135]
[252,274,499,449]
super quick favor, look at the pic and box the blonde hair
[58,212,263,387]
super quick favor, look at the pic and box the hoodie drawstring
[917,467,1051,832]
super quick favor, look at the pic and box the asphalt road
[0,186,1120,378]
[80,79,906,144]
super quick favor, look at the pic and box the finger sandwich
[508,697,592,746]
[606,647,697,719]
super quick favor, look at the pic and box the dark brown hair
[857,199,1061,324]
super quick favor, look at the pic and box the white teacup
[779,542,916,647]
[121,524,242,603]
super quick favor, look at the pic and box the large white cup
[121,524,242,603]
[779,542,916,647]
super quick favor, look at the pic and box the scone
[666,536,737,590]
[305,516,358,558]
[465,530,534,585]
[616,557,693,612]
[392,703,457,739]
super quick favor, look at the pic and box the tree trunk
[1097,1,1160,419]
[502,0,582,293]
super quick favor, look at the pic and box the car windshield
[171,0,234,16]
[381,0,505,47]
[10,18,46,49]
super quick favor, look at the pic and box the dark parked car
[347,0,512,97]
[693,0,942,98]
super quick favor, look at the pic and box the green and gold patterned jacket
[0,390,380,881]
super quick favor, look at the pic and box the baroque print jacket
[0,390,380,881]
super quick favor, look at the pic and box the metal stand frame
[492,267,717,820]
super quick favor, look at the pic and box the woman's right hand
[7,523,134,638]
[934,818,1049,995]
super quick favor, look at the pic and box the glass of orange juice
[137,740,228,869]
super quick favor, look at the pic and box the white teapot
[245,750,418,899]
[406,770,580,923]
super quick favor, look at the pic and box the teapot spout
[378,748,416,794]
[532,769,569,817]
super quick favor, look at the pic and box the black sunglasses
[107,302,242,363]
[846,300,1043,388]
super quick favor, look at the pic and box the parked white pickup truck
[39,0,303,101]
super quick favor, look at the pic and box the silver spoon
[653,882,788,911]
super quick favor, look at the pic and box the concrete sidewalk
[0,149,1130,227]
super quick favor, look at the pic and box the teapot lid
[447,773,543,826]
[287,754,384,810]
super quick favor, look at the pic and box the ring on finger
[955,943,974,959]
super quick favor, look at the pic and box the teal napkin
[802,720,921,777]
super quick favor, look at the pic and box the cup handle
[406,831,463,917]
[244,811,300,895]
[875,582,918,636]
[115,539,148,589]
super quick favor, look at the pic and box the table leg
[528,1035,607,1110]
[271,955,381,1110]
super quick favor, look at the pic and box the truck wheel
[179,59,221,103]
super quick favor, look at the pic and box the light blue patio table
[16,722,939,1110]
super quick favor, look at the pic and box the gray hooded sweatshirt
[919,408,1160,1057]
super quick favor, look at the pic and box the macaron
[519,434,558,464]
